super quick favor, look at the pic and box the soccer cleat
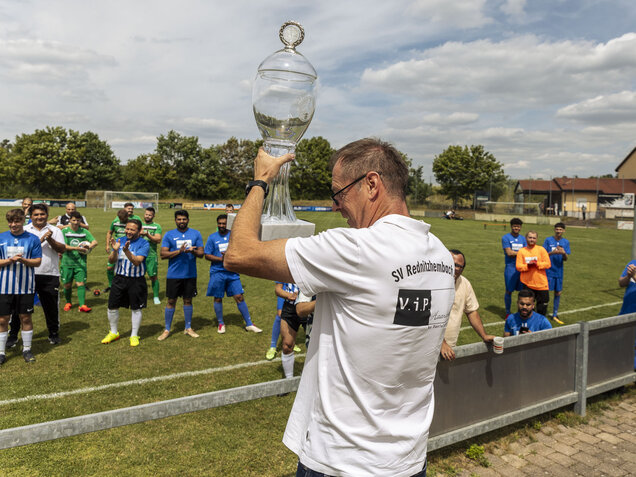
[218,324,226,334]
[48,335,61,345]
[79,305,92,313]
[552,316,565,325]
[0,354,6,366]
[245,324,262,333]
[184,328,199,338]
[22,350,36,363]
[103,287,111,293]
[157,330,170,341]
[153,297,161,305]
[6,336,18,349]
[266,347,276,360]
[63,303,73,311]
[130,336,140,347]
[293,345,301,353]
[101,332,120,344]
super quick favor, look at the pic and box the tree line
[0,126,506,206]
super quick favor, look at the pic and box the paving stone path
[438,392,636,476]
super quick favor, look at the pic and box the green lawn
[0,207,631,476]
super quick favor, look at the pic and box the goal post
[484,201,541,216]
[93,191,159,212]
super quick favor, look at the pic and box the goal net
[85,190,159,211]
[484,201,541,216]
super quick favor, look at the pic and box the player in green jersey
[141,207,163,305]
[105,203,142,292]
[61,212,97,312]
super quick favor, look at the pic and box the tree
[407,165,433,205]
[10,126,120,197]
[214,137,262,199]
[154,131,203,196]
[432,145,506,207]
[290,136,333,200]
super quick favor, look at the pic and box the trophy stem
[262,141,296,223]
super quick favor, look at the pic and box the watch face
[279,21,304,49]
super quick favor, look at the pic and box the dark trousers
[9,275,60,339]
[524,285,549,317]
[296,460,427,477]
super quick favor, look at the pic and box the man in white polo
[24,204,66,344]
[225,138,454,477]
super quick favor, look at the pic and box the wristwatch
[245,180,269,198]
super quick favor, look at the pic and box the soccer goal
[85,190,159,211]
[484,201,541,216]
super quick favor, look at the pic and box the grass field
[0,207,632,476]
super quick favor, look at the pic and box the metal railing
[1,315,634,451]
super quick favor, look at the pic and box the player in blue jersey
[158,210,204,340]
[0,208,42,365]
[543,222,570,325]
[502,217,527,318]
[204,214,261,334]
[266,282,301,360]
[102,219,149,347]
[504,289,552,336]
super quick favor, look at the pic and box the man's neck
[365,199,410,228]
[33,223,47,231]
[10,228,24,236]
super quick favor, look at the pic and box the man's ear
[366,172,382,200]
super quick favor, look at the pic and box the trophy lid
[257,21,317,79]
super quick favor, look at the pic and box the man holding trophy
[225,22,453,477]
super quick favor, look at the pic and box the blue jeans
[295,460,427,477]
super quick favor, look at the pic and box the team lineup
[0,200,271,365]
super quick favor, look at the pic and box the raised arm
[223,148,295,283]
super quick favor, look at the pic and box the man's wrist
[246,180,269,198]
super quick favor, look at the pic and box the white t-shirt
[24,223,63,277]
[443,275,479,348]
[284,214,455,477]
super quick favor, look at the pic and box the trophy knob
[279,21,304,50]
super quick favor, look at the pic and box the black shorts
[0,294,35,316]
[166,278,198,299]
[108,275,147,310]
[280,301,307,333]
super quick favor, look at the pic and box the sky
[0,0,635,180]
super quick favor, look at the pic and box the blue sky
[0,0,634,180]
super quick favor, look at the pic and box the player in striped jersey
[0,208,42,365]
[102,219,149,347]
[105,207,137,292]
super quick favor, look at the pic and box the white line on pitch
[460,301,623,331]
[0,356,304,407]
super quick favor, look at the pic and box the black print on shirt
[393,289,431,326]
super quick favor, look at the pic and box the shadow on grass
[485,305,507,318]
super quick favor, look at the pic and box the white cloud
[407,0,493,28]
[361,33,636,108]
[0,38,115,84]
[500,0,527,20]
[556,90,636,124]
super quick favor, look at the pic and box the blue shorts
[547,275,563,292]
[206,272,244,298]
[504,265,524,292]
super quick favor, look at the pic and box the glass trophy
[252,21,317,224]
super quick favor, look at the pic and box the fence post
[574,321,590,416]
